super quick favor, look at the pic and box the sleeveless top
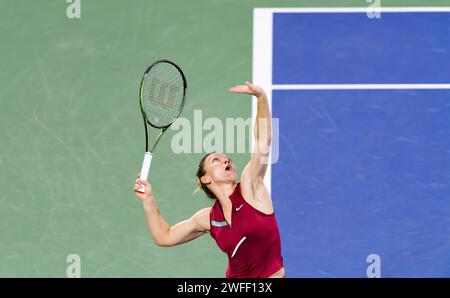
[209,183,284,278]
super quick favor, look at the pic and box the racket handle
[138,152,153,193]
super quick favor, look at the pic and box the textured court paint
[0,0,449,277]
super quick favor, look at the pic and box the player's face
[205,153,236,183]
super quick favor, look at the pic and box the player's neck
[213,182,237,203]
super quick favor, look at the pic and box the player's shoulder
[192,207,212,231]
[194,207,212,217]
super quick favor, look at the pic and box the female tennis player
[133,82,285,278]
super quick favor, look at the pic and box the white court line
[273,84,450,90]
[255,7,450,13]
[252,8,273,193]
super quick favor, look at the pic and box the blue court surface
[272,12,450,84]
[267,9,450,277]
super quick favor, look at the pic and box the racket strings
[142,62,184,127]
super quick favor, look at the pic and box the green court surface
[0,0,448,277]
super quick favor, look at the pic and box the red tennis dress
[209,183,284,278]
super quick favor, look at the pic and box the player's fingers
[228,85,246,91]
[134,185,144,192]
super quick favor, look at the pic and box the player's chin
[222,171,236,181]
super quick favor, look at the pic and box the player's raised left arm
[228,82,271,185]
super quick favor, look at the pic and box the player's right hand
[134,174,153,203]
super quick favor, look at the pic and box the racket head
[139,59,187,129]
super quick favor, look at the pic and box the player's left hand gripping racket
[138,59,187,193]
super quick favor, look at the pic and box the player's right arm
[134,178,211,247]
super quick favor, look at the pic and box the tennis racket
[138,59,187,192]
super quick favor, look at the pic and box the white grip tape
[138,152,153,193]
